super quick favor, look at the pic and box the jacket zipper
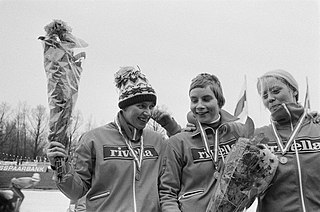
[290,122,306,212]
[178,189,204,200]
[89,191,110,201]
[133,161,137,212]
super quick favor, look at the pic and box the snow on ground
[17,189,257,212]
[20,190,70,212]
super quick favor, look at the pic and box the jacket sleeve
[159,137,183,212]
[56,134,93,201]
[159,117,182,137]
[227,119,255,139]
[11,177,34,189]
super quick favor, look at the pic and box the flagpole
[244,75,247,114]
[234,75,247,119]
[304,77,310,112]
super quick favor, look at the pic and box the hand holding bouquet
[39,20,88,181]
[206,135,278,212]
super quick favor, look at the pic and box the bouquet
[206,135,278,212]
[39,20,88,181]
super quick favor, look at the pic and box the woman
[255,69,320,212]
[46,66,181,212]
[159,73,253,212]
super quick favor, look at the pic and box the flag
[234,76,249,124]
[304,77,311,111]
[234,76,255,135]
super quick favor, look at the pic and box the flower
[206,135,278,212]
[44,19,72,36]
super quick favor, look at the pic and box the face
[122,101,155,130]
[189,86,220,124]
[260,77,297,113]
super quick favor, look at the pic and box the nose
[267,93,275,103]
[196,100,205,110]
[142,108,152,117]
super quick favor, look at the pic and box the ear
[292,91,299,102]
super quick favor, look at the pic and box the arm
[46,137,91,200]
[11,177,34,189]
[159,140,183,212]
[46,141,68,176]
[152,106,181,137]
[225,118,255,139]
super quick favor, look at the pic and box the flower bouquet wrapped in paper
[206,135,278,212]
[38,20,88,181]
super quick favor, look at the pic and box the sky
[1,0,319,129]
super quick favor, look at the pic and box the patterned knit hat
[114,66,157,109]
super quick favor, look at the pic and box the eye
[262,93,268,99]
[202,96,212,102]
[136,104,145,109]
[271,88,280,95]
[190,98,198,104]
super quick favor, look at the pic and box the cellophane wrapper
[39,20,88,180]
[206,136,278,212]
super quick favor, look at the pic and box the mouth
[269,104,281,112]
[138,116,149,124]
[195,111,208,117]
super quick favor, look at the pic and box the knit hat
[114,66,157,109]
[257,69,299,101]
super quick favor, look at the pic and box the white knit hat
[257,69,299,101]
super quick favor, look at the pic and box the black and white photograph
[1,0,319,211]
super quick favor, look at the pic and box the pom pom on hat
[257,69,299,101]
[114,66,157,109]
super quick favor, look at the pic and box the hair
[257,75,298,102]
[189,73,225,108]
[257,69,299,101]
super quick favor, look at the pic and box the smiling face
[122,101,155,130]
[190,86,220,124]
[259,77,297,113]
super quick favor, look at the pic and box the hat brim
[119,94,157,109]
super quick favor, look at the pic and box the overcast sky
[1,0,319,129]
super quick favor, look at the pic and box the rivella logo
[267,138,320,154]
[191,140,236,163]
[103,145,158,160]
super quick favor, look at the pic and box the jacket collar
[115,111,143,142]
[271,103,305,127]
[191,109,239,137]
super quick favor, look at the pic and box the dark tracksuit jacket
[159,110,253,212]
[56,122,166,212]
[255,105,320,212]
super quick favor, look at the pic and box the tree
[0,102,11,129]
[83,115,96,132]
[0,101,107,162]
[67,109,83,154]
[0,102,13,147]
[12,102,29,159]
[28,105,48,159]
